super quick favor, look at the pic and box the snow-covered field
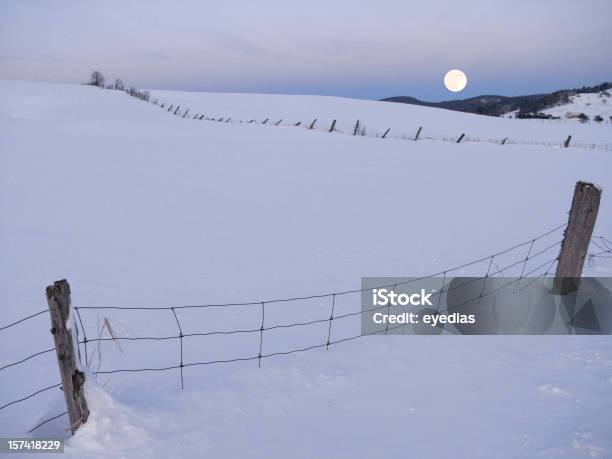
[1,80,612,458]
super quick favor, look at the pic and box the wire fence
[1,223,611,433]
[146,97,612,152]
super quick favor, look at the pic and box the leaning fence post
[564,135,572,148]
[353,120,360,136]
[553,181,601,294]
[329,119,336,133]
[381,128,391,139]
[456,133,465,143]
[414,126,422,141]
[46,279,89,434]
[308,119,317,130]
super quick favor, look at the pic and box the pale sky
[1,0,611,100]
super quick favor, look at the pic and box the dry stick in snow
[564,135,572,148]
[456,133,465,143]
[308,119,317,130]
[262,118,269,125]
[414,126,422,141]
[382,128,391,139]
[199,115,205,120]
[295,121,301,127]
[182,109,189,118]
[353,120,360,136]
[167,104,173,112]
[174,106,180,115]
[329,120,337,133]
[218,118,224,122]
[225,118,231,123]
[249,119,255,123]
[501,137,508,145]
[275,119,282,126]
[193,114,198,119]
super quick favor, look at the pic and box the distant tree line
[84,71,150,101]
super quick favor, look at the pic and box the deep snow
[1,81,611,458]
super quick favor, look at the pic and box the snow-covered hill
[1,81,611,458]
[502,90,612,123]
[542,91,612,122]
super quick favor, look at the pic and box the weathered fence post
[353,120,360,136]
[414,126,422,141]
[553,181,601,294]
[308,119,317,130]
[46,279,89,434]
[275,119,282,126]
[262,118,269,125]
[456,133,465,143]
[329,119,336,133]
[295,121,301,127]
[381,128,391,139]
[564,135,572,148]
[501,137,508,145]
[173,105,180,115]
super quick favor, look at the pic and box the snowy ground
[1,81,612,458]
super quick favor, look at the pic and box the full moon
[444,69,467,92]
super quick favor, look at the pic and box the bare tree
[114,78,124,91]
[89,71,105,87]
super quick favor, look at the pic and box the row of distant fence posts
[44,176,599,434]
[152,100,578,147]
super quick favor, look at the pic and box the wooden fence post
[46,279,89,434]
[329,120,336,133]
[262,118,269,125]
[456,133,465,143]
[414,126,422,141]
[553,181,601,294]
[501,137,508,145]
[353,120,360,136]
[173,106,180,115]
[308,119,317,130]
[295,121,301,127]
[564,135,572,148]
[381,128,391,139]
[275,119,282,126]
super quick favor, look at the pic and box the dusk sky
[1,0,611,101]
